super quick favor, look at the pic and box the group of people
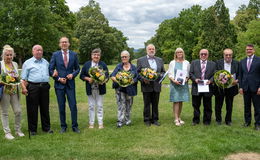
[0,36,259,140]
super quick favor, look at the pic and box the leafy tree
[235,20,260,60]
[75,0,128,64]
[193,0,236,61]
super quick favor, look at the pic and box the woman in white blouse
[168,48,190,126]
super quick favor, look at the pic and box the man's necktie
[201,61,206,80]
[247,57,252,72]
[64,51,68,68]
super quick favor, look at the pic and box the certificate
[175,69,187,85]
[198,80,209,92]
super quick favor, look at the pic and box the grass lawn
[0,65,259,160]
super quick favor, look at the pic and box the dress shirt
[224,60,231,73]
[200,60,207,68]
[21,57,50,82]
[147,55,157,71]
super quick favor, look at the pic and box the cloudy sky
[66,0,249,49]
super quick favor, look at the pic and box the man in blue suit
[239,44,260,131]
[49,37,80,133]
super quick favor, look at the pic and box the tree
[235,20,260,60]
[0,0,74,65]
[75,0,128,64]
[193,0,236,61]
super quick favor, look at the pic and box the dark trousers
[192,94,212,124]
[142,91,160,122]
[55,87,78,129]
[26,82,51,132]
[243,91,260,126]
[215,94,234,123]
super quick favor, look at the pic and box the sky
[66,0,250,49]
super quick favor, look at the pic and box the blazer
[214,59,239,97]
[49,50,80,89]
[190,59,216,96]
[110,63,138,96]
[239,55,260,92]
[80,61,109,96]
[137,56,165,92]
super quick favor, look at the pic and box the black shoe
[203,122,210,126]
[216,121,222,125]
[255,125,260,131]
[226,122,232,126]
[152,121,160,126]
[30,131,37,136]
[144,121,151,127]
[243,123,251,127]
[192,122,199,126]
[60,128,66,134]
[43,130,54,134]
[72,128,80,133]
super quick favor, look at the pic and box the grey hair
[146,44,155,49]
[120,50,130,57]
[91,48,102,55]
[2,45,16,58]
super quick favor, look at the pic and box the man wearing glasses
[239,44,260,131]
[214,49,239,126]
[190,49,216,126]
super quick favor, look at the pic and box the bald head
[32,45,43,60]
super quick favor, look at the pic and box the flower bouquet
[139,68,158,81]
[88,66,108,84]
[214,70,234,89]
[0,70,21,86]
[115,70,134,87]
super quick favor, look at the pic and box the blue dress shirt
[21,57,50,82]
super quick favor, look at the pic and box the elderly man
[49,37,80,133]
[21,45,53,135]
[190,49,216,125]
[239,44,260,131]
[80,48,109,129]
[137,44,165,126]
[214,49,239,126]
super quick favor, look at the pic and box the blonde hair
[174,48,185,60]
[2,45,16,58]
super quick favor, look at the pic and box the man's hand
[22,88,28,96]
[59,78,67,84]
[84,77,93,84]
[257,88,260,95]
[66,74,73,80]
[143,79,150,84]
[232,79,238,86]
[52,70,58,77]
[195,79,200,84]
[206,80,211,85]
[239,88,243,95]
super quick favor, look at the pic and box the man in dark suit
[137,44,165,126]
[239,44,260,131]
[214,49,239,126]
[190,49,216,125]
[49,37,80,133]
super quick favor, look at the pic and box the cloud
[66,0,250,49]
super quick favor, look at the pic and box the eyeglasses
[121,56,128,59]
[200,53,208,56]
[224,54,232,57]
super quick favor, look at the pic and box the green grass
[0,66,259,160]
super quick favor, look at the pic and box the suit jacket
[137,56,165,92]
[80,61,109,96]
[239,55,260,92]
[190,59,216,96]
[49,50,80,89]
[214,59,239,97]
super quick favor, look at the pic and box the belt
[28,81,49,86]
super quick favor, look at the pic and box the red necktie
[64,51,68,68]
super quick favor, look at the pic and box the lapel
[248,56,256,73]
[220,59,224,70]
[231,60,235,74]
[154,57,160,71]
[67,51,74,68]
[144,56,151,68]
[198,60,202,72]
[205,60,211,76]
[58,51,66,68]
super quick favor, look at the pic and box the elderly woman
[0,45,24,140]
[168,48,190,126]
[110,50,138,128]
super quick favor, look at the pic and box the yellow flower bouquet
[115,70,134,87]
[139,68,158,81]
[88,66,108,84]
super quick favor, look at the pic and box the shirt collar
[32,56,42,63]
[200,60,207,64]
[62,50,69,54]
[147,55,155,59]
[248,55,254,59]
